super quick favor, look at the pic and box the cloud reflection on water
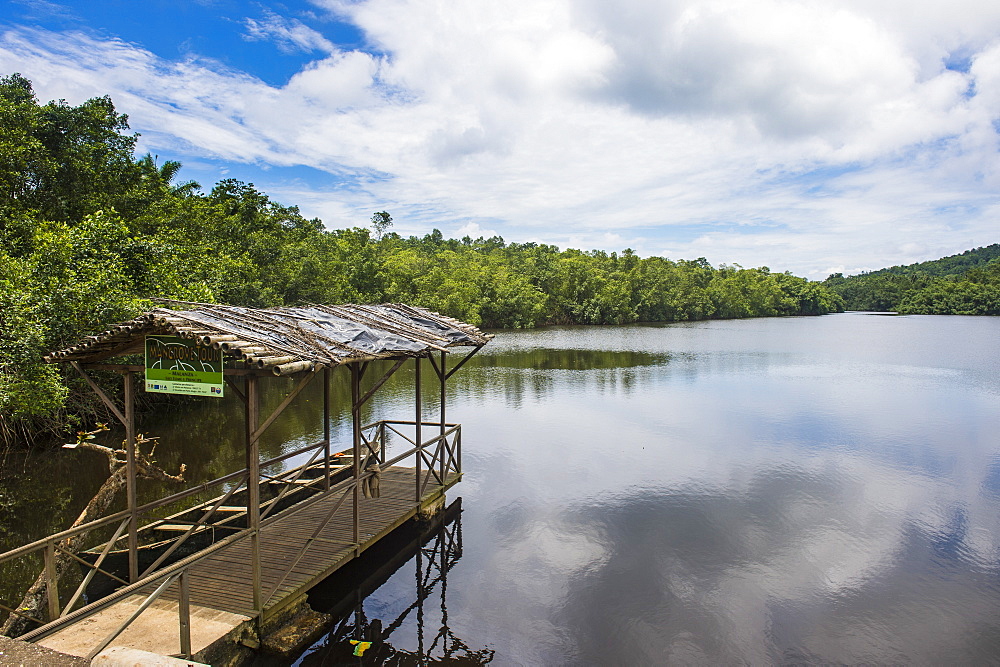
[446,314,1000,664]
[464,452,1000,663]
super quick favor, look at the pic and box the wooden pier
[171,466,457,620]
[34,466,459,660]
[0,303,490,663]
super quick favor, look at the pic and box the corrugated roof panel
[45,302,492,374]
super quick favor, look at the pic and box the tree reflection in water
[296,499,493,665]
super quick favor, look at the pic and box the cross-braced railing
[0,434,343,630]
[259,419,462,611]
[0,418,461,659]
[364,420,462,501]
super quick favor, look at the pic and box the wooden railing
[0,419,461,660]
[0,438,332,628]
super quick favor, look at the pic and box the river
[4,312,1000,664]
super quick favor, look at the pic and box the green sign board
[145,336,224,397]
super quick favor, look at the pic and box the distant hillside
[823,245,1000,313]
[862,244,1000,278]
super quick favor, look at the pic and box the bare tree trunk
[1,435,184,638]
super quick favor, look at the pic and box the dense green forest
[0,74,843,447]
[823,245,1000,313]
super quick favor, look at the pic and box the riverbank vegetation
[823,245,1000,314]
[0,74,843,448]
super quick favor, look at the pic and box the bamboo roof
[45,302,493,375]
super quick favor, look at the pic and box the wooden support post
[379,421,386,464]
[439,352,447,482]
[246,375,262,616]
[44,542,60,621]
[415,357,422,505]
[351,364,360,554]
[124,371,138,583]
[324,367,331,491]
[178,572,191,658]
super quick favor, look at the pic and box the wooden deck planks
[146,466,458,619]
[37,466,458,658]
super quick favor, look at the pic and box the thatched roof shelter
[45,301,492,375]
[17,302,489,643]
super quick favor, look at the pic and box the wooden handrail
[0,440,328,563]
[0,418,463,643]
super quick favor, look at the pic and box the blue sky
[2,0,999,277]
[9,1,368,85]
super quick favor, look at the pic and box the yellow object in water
[349,639,373,656]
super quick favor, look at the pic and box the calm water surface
[302,313,1000,665]
[5,313,1000,664]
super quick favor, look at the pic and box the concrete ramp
[37,596,249,660]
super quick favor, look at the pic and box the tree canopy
[823,245,1000,314]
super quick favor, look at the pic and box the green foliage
[895,258,1000,315]
[0,73,138,223]
[867,244,1000,278]
[0,75,844,447]
[896,281,1000,315]
[824,248,1000,313]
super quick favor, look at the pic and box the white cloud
[455,221,500,240]
[1,0,998,275]
[243,9,336,54]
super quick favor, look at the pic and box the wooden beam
[354,359,407,410]
[225,376,247,404]
[246,375,262,616]
[124,371,137,583]
[428,354,442,381]
[179,573,191,658]
[351,364,361,555]
[44,543,59,620]
[251,369,317,442]
[445,344,483,380]
[439,351,447,483]
[324,367,331,491]
[80,363,262,376]
[69,362,126,427]
[415,357,422,506]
